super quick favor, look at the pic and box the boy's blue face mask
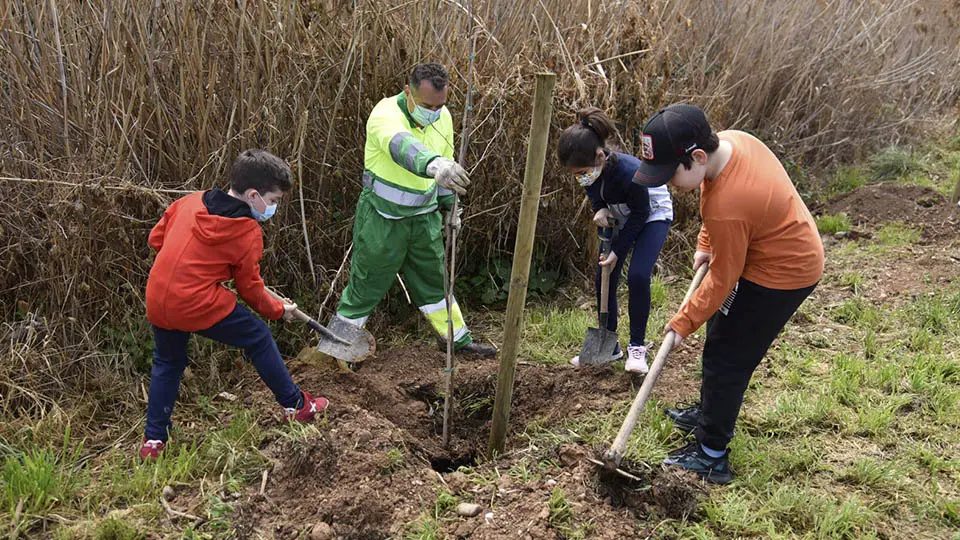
[250,192,277,222]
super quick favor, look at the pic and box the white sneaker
[625,343,650,374]
[570,343,623,367]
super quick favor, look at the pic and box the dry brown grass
[0,0,958,422]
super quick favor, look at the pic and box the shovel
[265,288,375,365]
[590,264,709,479]
[578,224,619,366]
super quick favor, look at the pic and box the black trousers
[695,278,817,450]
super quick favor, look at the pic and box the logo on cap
[641,134,654,160]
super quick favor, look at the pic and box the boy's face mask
[250,192,278,222]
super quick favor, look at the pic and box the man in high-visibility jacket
[334,62,497,357]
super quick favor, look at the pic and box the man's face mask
[407,86,443,127]
[412,102,442,127]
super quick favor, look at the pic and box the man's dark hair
[678,132,721,170]
[410,62,449,91]
[229,149,293,194]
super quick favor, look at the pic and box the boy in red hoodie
[141,149,328,459]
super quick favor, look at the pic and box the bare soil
[820,183,960,239]
[232,342,706,538]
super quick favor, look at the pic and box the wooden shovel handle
[599,264,611,315]
[607,264,709,461]
[264,287,310,324]
[598,226,615,315]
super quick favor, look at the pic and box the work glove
[427,157,470,195]
[445,206,463,232]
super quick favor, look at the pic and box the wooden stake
[952,159,960,204]
[488,72,556,457]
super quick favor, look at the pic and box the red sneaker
[139,439,165,460]
[284,391,329,422]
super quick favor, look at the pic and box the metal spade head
[317,316,376,363]
[578,325,619,366]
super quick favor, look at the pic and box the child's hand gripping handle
[264,287,351,345]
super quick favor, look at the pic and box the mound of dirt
[230,344,705,538]
[822,183,959,237]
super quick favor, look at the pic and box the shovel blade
[316,316,376,363]
[578,327,619,366]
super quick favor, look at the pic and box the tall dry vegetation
[1,0,958,423]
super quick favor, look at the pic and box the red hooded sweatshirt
[146,189,284,331]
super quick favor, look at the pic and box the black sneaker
[665,402,701,433]
[663,441,733,485]
[458,341,498,357]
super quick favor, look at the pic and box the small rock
[545,479,557,487]
[355,429,373,445]
[446,471,468,493]
[422,468,439,484]
[161,485,176,501]
[412,401,430,416]
[456,502,483,517]
[484,511,494,523]
[216,391,238,402]
[557,444,587,468]
[309,522,334,540]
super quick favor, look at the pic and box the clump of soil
[229,344,704,537]
[822,183,959,237]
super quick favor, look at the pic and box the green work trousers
[337,189,472,349]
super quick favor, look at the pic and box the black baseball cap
[633,104,713,187]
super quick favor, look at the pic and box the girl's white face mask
[575,166,602,187]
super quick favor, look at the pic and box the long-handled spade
[589,264,709,479]
[577,222,620,366]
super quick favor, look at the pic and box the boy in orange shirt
[141,149,329,459]
[634,105,824,483]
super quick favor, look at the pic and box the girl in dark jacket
[558,108,673,373]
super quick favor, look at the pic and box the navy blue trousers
[144,304,302,441]
[596,219,671,346]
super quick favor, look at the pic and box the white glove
[427,157,470,195]
[445,207,463,231]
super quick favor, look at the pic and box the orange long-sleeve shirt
[669,130,824,338]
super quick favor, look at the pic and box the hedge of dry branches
[1,0,958,417]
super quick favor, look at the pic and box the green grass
[868,146,923,182]
[403,490,459,540]
[816,213,852,234]
[2,435,86,534]
[827,166,868,198]
[875,221,921,246]
[93,517,145,540]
